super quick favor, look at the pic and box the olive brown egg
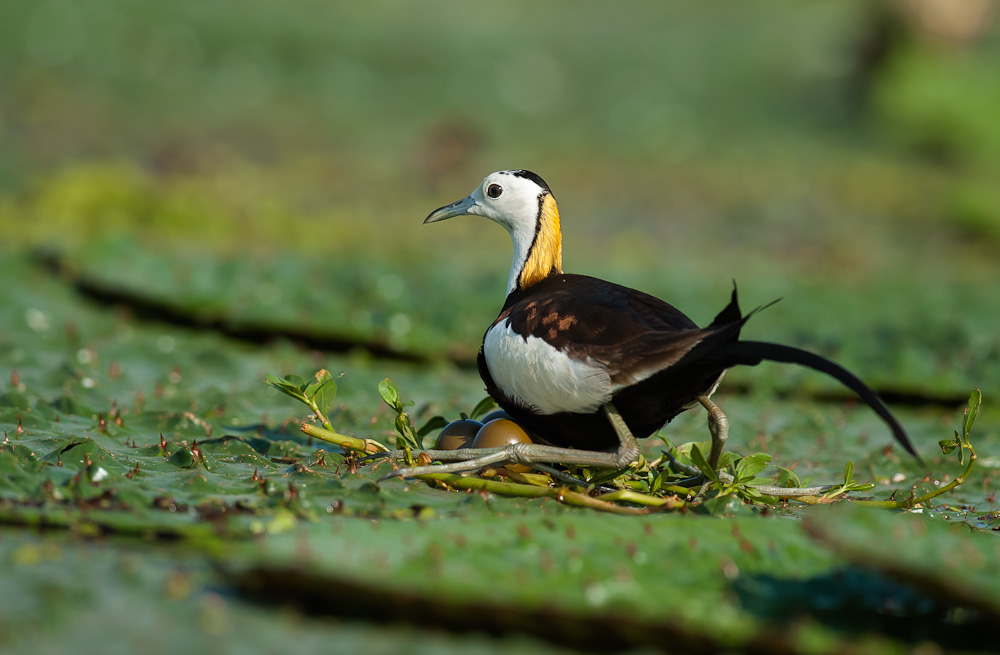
[433,419,483,450]
[471,418,533,472]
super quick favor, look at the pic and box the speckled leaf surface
[2,1,1000,652]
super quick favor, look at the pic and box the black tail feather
[719,340,921,463]
[708,284,744,327]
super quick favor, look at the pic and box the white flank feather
[483,320,612,415]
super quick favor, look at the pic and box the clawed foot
[381,402,640,482]
[378,448,609,490]
[379,442,541,480]
[378,397,836,499]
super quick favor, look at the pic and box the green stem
[304,397,336,433]
[556,488,674,514]
[414,474,682,514]
[853,445,977,509]
[415,472,557,498]
[300,423,389,454]
[594,489,687,508]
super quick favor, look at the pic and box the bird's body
[478,272,737,452]
[390,169,919,478]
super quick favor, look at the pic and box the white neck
[506,226,535,296]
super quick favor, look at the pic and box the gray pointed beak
[424,194,479,224]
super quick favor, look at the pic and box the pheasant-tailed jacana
[385,170,919,479]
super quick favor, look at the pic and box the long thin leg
[668,398,845,497]
[601,401,642,467]
[698,395,729,471]
[380,401,641,480]
[665,396,728,487]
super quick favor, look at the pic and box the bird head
[424,169,551,232]
[425,170,562,293]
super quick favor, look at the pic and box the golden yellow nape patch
[519,193,563,289]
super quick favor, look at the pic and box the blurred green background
[2,1,1000,653]
[1,0,999,391]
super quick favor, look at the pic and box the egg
[479,409,514,423]
[434,419,483,450]
[471,418,533,473]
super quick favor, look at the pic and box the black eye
[487,183,503,199]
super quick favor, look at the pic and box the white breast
[483,320,612,415]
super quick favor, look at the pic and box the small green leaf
[378,378,401,410]
[938,439,958,455]
[264,374,307,401]
[417,416,449,438]
[394,413,420,450]
[469,396,498,420]
[701,494,742,516]
[843,460,854,485]
[735,453,772,481]
[263,375,298,393]
[312,379,338,418]
[716,451,739,471]
[285,374,308,392]
[776,466,801,488]
[690,445,719,483]
[303,369,332,398]
[963,387,981,443]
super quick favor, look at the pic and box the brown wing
[494,274,745,387]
